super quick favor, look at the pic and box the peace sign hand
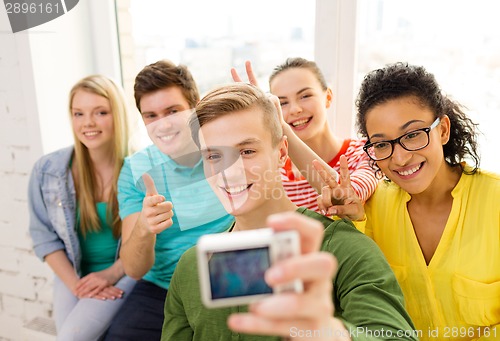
[231,60,259,86]
[231,61,287,129]
[313,155,365,221]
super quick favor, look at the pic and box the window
[117,0,315,151]
[117,0,499,171]
[357,0,500,170]
[122,0,315,94]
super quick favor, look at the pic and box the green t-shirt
[162,207,418,341]
[78,202,118,276]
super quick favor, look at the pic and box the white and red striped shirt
[281,139,378,213]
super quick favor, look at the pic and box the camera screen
[207,247,272,299]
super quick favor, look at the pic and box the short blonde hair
[191,83,282,147]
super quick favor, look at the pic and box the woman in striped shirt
[268,58,378,212]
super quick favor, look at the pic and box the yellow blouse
[361,168,500,340]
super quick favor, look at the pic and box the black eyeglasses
[363,117,441,161]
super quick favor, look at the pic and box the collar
[128,144,203,184]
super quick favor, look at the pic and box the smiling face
[198,108,287,217]
[366,95,451,194]
[71,90,114,153]
[140,86,196,159]
[269,67,332,142]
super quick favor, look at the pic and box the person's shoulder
[296,208,385,252]
[170,246,199,294]
[296,207,337,229]
[466,168,500,199]
[473,168,500,185]
[33,145,73,174]
[173,246,198,281]
[297,207,367,240]
[323,217,370,245]
[178,245,198,265]
[120,145,169,183]
[36,145,73,163]
[318,216,394,275]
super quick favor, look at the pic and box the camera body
[197,228,303,308]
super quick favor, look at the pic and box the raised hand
[231,60,259,86]
[231,61,287,129]
[139,173,174,234]
[227,212,349,340]
[314,155,364,221]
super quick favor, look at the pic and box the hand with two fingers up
[138,173,174,234]
[231,61,289,133]
[313,155,365,221]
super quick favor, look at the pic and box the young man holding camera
[161,83,417,340]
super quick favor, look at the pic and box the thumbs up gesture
[139,173,174,234]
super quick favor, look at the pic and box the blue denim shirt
[28,146,82,274]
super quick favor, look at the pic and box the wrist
[67,277,80,295]
[353,214,366,222]
[137,213,155,237]
[110,269,124,285]
[111,261,126,283]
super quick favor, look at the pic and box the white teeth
[84,131,99,136]
[225,185,248,195]
[397,164,421,176]
[291,118,310,127]
[159,134,176,141]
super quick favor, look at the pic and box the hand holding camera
[199,212,349,340]
[197,227,303,308]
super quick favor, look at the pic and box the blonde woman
[28,75,136,340]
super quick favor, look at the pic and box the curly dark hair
[356,62,480,175]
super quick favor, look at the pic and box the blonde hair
[69,75,130,238]
[191,83,282,147]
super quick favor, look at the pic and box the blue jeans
[103,280,168,341]
[53,275,137,341]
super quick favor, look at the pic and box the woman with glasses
[317,62,499,340]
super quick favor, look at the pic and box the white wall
[0,1,120,339]
[315,0,358,138]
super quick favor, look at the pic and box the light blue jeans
[53,275,136,341]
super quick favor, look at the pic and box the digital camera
[197,228,303,308]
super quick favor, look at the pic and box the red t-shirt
[281,139,378,212]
